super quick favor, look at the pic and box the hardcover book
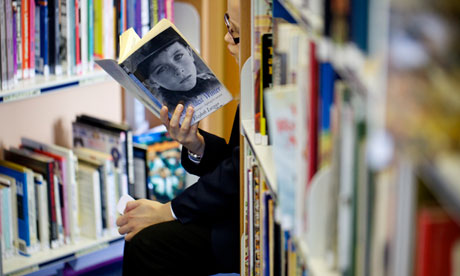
[95,19,233,125]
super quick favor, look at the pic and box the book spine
[35,0,50,76]
[87,0,94,70]
[134,0,141,36]
[49,0,61,75]
[68,0,75,74]
[70,154,80,241]
[157,0,164,20]
[126,0,134,29]
[165,0,173,23]
[47,162,58,248]
[5,0,15,88]
[26,172,38,252]
[57,161,70,243]
[21,0,29,79]
[59,0,69,75]
[307,41,319,184]
[1,187,15,257]
[140,0,149,37]
[80,0,87,72]
[74,0,81,74]
[35,177,49,250]
[104,0,114,59]
[53,174,64,245]
[0,0,8,90]
[13,0,22,80]
[93,0,102,58]
[77,167,102,239]
[29,0,35,78]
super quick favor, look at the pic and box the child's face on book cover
[147,42,197,92]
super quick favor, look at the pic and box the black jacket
[171,108,240,272]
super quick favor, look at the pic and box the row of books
[0,0,174,91]
[0,115,187,260]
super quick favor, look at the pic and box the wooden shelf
[0,70,111,104]
[298,238,340,276]
[3,234,124,275]
[242,119,277,199]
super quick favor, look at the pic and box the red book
[21,0,29,79]
[415,206,460,276]
[75,0,81,74]
[307,41,319,185]
[28,0,35,77]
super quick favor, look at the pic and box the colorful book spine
[5,0,15,88]
[0,0,8,90]
[34,174,49,250]
[29,0,35,78]
[94,0,103,58]
[21,0,29,79]
[134,0,141,36]
[150,0,158,28]
[13,0,22,80]
[165,0,173,23]
[68,0,76,74]
[87,0,94,70]
[307,41,319,184]
[157,0,164,21]
[35,0,50,76]
[74,0,81,74]
[80,0,88,72]
[0,161,32,255]
[49,0,61,75]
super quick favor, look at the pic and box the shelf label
[2,89,41,103]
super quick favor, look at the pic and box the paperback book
[95,19,233,125]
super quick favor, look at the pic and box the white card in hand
[117,194,135,214]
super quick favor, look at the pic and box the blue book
[0,160,34,255]
[35,0,49,76]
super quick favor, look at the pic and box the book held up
[95,19,233,125]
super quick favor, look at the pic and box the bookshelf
[240,0,460,275]
[3,235,123,276]
[0,70,110,104]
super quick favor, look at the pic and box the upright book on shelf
[0,160,35,255]
[95,19,233,125]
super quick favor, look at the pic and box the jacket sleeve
[180,128,234,177]
[172,146,240,223]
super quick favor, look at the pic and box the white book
[53,174,64,246]
[0,175,16,258]
[25,167,38,253]
[74,147,117,235]
[77,163,103,239]
[34,173,49,250]
[103,0,114,59]
[20,138,80,243]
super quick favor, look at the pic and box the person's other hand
[160,104,205,156]
[116,199,174,241]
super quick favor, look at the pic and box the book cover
[75,114,135,196]
[20,137,80,243]
[0,160,34,255]
[4,148,60,248]
[95,19,233,125]
[76,163,103,239]
[35,0,50,76]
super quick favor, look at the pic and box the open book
[95,19,233,125]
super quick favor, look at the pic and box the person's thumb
[125,200,140,213]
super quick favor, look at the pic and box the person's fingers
[116,215,128,227]
[125,229,140,242]
[125,200,141,213]
[160,106,170,128]
[118,223,133,236]
[179,106,194,135]
[170,104,184,130]
[190,121,199,134]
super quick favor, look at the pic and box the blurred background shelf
[3,234,123,276]
[0,70,111,104]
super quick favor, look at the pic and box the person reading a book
[119,1,241,275]
[132,29,221,113]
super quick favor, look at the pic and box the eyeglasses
[224,13,240,45]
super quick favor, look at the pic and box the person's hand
[160,104,205,156]
[116,199,174,241]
